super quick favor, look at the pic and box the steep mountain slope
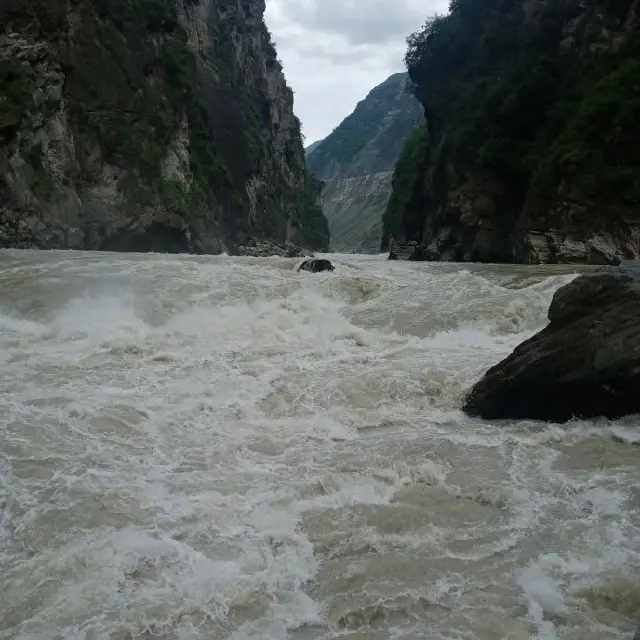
[306,73,422,253]
[305,140,323,155]
[0,0,328,253]
[383,0,640,264]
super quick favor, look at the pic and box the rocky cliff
[306,73,422,253]
[383,0,640,264]
[0,0,327,253]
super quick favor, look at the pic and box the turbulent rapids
[1,250,639,639]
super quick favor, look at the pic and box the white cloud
[264,0,449,144]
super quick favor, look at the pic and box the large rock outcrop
[463,264,640,422]
[306,73,423,253]
[383,0,640,265]
[0,0,327,253]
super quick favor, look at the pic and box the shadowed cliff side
[0,0,328,253]
[383,0,640,264]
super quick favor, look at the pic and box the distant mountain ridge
[306,73,423,253]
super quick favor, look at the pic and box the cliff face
[306,73,422,253]
[0,0,325,253]
[385,0,640,264]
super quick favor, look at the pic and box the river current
[1,250,639,639]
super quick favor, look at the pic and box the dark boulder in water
[297,258,335,273]
[463,263,640,422]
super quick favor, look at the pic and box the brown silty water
[0,250,638,639]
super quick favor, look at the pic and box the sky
[264,0,449,145]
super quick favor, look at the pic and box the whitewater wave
[0,250,637,639]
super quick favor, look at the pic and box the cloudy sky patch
[265,0,449,144]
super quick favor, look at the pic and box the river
[1,250,639,639]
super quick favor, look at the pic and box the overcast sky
[264,0,449,145]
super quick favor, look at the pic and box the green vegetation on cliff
[385,0,640,263]
[381,124,429,248]
[531,57,640,208]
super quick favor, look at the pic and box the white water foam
[0,251,638,639]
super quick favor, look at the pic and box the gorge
[1,2,639,637]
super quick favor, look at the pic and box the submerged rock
[297,258,335,273]
[463,264,640,422]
